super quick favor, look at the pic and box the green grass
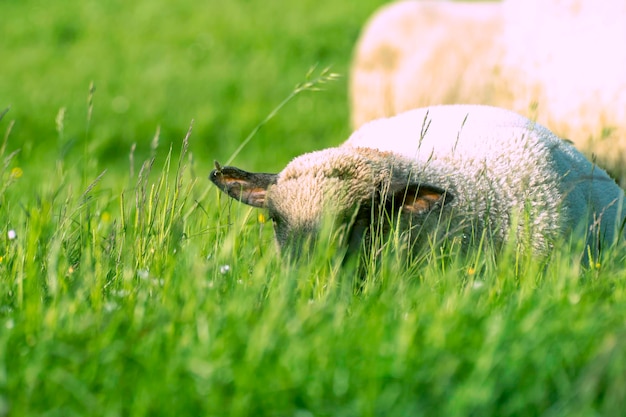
[2,0,626,416]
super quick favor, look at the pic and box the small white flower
[112,289,130,298]
[7,230,16,240]
[568,293,581,305]
[137,269,150,280]
[104,302,119,312]
[219,265,231,274]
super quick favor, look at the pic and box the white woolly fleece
[344,105,625,256]
[350,0,626,183]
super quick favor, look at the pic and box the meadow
[1,0,626,416]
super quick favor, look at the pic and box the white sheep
[350,1,504,128]
[350,0,626,183]
[210,105,625,263]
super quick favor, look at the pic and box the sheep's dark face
[209,148,454,260]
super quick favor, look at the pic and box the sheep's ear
[389,183,454,215]
[209,162,277,208]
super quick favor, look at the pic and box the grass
[1,0,380,172]
[2,80,626,417]
[2,0,626,416]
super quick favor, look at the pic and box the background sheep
[211,105,625,263]
[350,0,626,184]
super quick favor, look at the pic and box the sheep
[210,104,625,264]
[349,1,504,128]
[350,0,626,184]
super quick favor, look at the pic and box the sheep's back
[344,105,624,254]
[344,105,559,163]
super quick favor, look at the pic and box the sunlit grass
[1,74,626,417]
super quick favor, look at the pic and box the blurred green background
[1,0,397,176]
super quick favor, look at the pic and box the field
[2,0,626,416]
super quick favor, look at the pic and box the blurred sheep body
[350,0,626,183]
[350,1,504,128]
[210,105,625,261]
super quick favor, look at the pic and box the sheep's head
[209,147,454,259]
